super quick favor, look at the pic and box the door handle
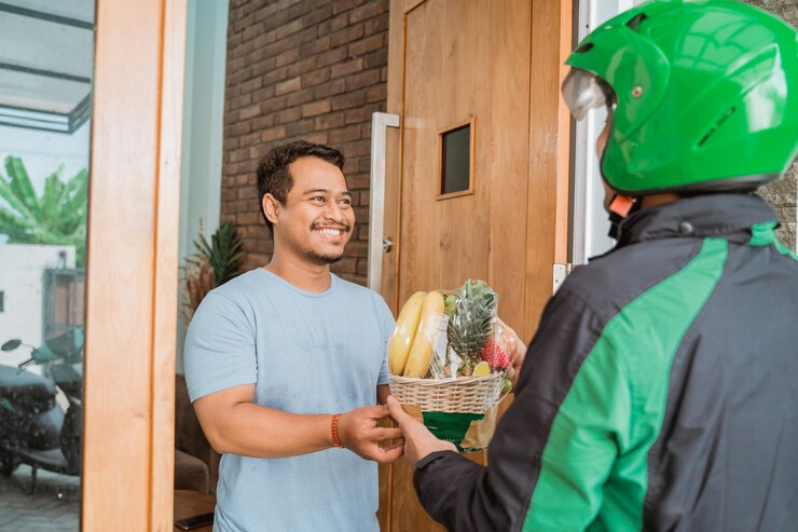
[368,112,400,291]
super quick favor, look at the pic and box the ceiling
[0,0,95,134]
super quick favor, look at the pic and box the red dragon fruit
[480,336,512,370]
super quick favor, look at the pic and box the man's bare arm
[194,384,403,463]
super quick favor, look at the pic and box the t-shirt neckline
[256,267,338,298]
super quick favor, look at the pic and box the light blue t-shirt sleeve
[374,294,396,386]
[184,292,257,402]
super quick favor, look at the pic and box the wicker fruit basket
[389,373,505,414]
[387,280,514,451]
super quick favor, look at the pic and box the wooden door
[379,0,572,530]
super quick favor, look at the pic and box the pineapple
[447,279,498,369]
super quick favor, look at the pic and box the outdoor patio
[0,466,80,531]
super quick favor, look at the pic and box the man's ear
[263,193,281,227]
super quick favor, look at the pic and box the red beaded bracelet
[331,413,344,448]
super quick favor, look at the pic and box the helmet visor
[562,68,612,121]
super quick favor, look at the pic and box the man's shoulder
[208,269,261,299]
[562,238,703,315]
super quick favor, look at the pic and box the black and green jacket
[415,194,798,531]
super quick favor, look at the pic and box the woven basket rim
[390,373,504,386]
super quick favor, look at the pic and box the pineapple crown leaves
[447,279,499,358]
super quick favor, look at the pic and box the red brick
[329,127,361,143]
[345,69,380,91]
[261,126,287,142]
[286,119,315,137]
[365,83,386,103]
[316,47,348,68]
[275,76,302,96]
[330,24,364,48]
[314,112,346,130]
[302,68,332,88]
[286,89,315,107]
[348,33,385,57]
[287,56,317,78]
[332,91,366,111]
[332,0,356,15]
[275,107,302,124]
[300,36,331,57]
[331,58,363,78]
[349,1,383,23]
[302,99,332,117]
[275,18,303,40]
[303,5,332,27]
[314,78,346,98]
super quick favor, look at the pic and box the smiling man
[184,141,403,532]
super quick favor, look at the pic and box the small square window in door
[439,123,473,197]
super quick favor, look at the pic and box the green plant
[0,156,88,266]
[180,221,244,322]
[194,220,244,286]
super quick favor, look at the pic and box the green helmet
[562,0,798,195]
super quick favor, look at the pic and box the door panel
[381,0,571,530]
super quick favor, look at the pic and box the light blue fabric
[184,268,393,532]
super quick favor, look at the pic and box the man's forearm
[205,402,335,458]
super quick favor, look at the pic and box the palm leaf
[5,156,42,220]
[0,171,37,221]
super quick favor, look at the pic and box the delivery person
[387,1,798,530]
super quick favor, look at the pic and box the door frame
[82,0,187,528]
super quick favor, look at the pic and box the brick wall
[745,0,797,250]
[222,0,389,285]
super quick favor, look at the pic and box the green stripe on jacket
[523,238,728,531]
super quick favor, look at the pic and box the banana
[387,291,427,375]
[403,290,445,378]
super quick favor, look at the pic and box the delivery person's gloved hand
[386,396,457,466]
[496,318,526,387]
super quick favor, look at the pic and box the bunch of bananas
[387,290,444,378]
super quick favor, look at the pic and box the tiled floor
[0,465,80,531]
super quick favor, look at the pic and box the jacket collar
[615,193,780,247]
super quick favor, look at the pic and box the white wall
[0,244,75,370]
[571,1,642,264]
[175,0,229,373]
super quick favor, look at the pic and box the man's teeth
[317,228,343,235]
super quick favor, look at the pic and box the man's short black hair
[255,140,345,234]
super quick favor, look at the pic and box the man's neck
[639,192,681,209]
[265,248,332,293]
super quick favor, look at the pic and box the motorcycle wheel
[0,450,19,476]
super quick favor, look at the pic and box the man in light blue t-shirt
[185,141,403,532]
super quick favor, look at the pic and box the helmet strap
[607,194,636,239]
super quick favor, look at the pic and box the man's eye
[340,198,351,206]
[312,196,326,203]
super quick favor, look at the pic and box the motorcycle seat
[0,364,56,402]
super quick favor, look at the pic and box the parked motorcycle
[0,328,83,493]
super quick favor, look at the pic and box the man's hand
[386,396,457,466]
[338,405,404,464]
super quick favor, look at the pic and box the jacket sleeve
[414,288,633,531]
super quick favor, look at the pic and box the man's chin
[306,250,344,265]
